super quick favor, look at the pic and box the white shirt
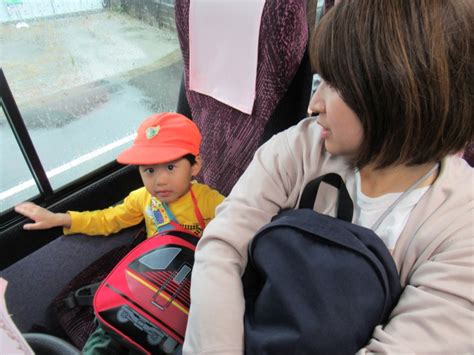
[347,171,430,251]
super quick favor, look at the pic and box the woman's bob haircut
[310,0,473,169]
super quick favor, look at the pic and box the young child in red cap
[14,112,224,354]
[15,112,224,238]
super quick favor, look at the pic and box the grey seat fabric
[0,225,141,333]
[23,333,81,355]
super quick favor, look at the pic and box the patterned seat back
[175,0,311,195]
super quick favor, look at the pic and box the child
[15,112,224,238]
[15,112,225,353]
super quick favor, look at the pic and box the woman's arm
[183,130,303,354]
[183,117,342,354]
[359,216,474,353]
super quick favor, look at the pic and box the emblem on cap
[146,125,160,139]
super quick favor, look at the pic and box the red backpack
[93,226,198,354]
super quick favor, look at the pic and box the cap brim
[117,146,197,165]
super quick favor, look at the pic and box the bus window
[0,106,41,212]
[0,0,182,212]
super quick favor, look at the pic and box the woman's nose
[307,87,325,116]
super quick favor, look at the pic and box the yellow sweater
[63,182,224,238]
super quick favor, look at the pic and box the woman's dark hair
[183,154,197,165]
[310,0,473,168]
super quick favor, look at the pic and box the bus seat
[463,142,474,166]
[175,0,312,195]
[23,333,81,355]
[0,225,142,335]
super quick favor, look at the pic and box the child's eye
[167,164,175,171]
[143,167,154,174]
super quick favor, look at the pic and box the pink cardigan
[184,118,474,354]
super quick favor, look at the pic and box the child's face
[139,157,201,204]
[308,80,363,158]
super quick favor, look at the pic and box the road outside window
[0,0,182,213]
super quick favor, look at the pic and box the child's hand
[14,202,71,230]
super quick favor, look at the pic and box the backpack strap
[158,185,206,233]
[245,174,353,297]
[62,227,146,309]
[189,185,206,230]
[156,202,179,234]
[64,282,101,308]
[299,173,353,222]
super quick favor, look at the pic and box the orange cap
[117,112,201,165]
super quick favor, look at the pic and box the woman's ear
[191,155,203,177]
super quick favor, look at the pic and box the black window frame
[0,68,129,231]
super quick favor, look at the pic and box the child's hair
[138,154,196,166]
[183,154,197,165]
[310,0,473,169]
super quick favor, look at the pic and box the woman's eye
[167,165,175,171]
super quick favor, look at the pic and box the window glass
[311,74,322,96]
[316,0,325,21]
[0,106,40,212]
[1,0,182,192]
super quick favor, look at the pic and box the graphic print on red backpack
[93,228,197,354]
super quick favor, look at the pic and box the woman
[184,0,474,353]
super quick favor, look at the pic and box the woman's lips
[320,127,330,139]
[317,120,331,139]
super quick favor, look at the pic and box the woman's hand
[14,202,71,230]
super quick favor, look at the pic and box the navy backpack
[243,173,402,355]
